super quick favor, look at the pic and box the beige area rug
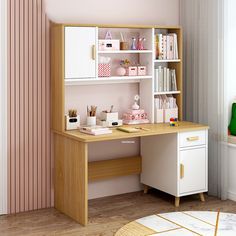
[115,211,236,236]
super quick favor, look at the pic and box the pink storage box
[126,66,138,76]
[98,63,111,77]
[138,66,146,76]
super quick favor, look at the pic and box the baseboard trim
[228,191,236,201]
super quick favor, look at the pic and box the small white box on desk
[100,112,118,122]
[155,109,164,123]
[164,108,178,123]
[65,115,80,130]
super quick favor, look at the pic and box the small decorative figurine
[132,94,140,110]
[170,118,179,127]
[137,37,146,50]
[131,37,136,50]
[122,94,149,125]
[105,31,113,40]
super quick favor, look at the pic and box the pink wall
[45,0,180,25]
[7,0,52,213]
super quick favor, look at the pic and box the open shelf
[154,91,181,95]
[154,59,181,63]
[98,50,153,54]
[65,75,152,85]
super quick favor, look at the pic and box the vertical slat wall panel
[8,0,52,214]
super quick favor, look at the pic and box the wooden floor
[1,190,236,236]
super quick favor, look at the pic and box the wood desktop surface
[53,121,209,143]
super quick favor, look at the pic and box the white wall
[45,0,180,199]
[0,0,8,215]
[225,0,236,119]
[225,0,236,201]
[45,0,180,25]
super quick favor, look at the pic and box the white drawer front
[179,130,206,148]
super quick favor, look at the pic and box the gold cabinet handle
[180,164,184,179]
[92,45,96,60]
[187,136,199,141]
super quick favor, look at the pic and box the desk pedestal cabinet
[141,129,208,206]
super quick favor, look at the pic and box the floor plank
[0,190,236,236]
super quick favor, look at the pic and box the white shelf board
[154,91,181,95]
[154,59,181,63]
[98,50,153,54]
[65,75,152,85]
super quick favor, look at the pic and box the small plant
[120,59,131,67]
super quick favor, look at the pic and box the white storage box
[100,112,118,122]
[155,109,164,123]
[99,40,120,51]
[65,115,80,130]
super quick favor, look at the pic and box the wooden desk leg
[199,193,205,202]
[143,185,149,194]
[54,134,88,226]
[175,197,180,207]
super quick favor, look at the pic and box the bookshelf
[51,24,182,131]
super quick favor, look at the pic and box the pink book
[163,35,167,60]
[169,35,174,60]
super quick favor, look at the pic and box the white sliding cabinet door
[0,0,7,215]
[65,27,97,79]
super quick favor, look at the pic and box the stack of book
[155,33,178,60]
[79,126,112,136]
[154,66,177,92]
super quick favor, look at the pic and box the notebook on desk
[117,127,141,133]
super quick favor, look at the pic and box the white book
[163,35,167,60]
[167,68,170,91]
[173,34,178,59]
[155,69,159,92]
[158,66,163,92]
[80,127,112,136]
[171,69,177,91]
[163,67,167,91]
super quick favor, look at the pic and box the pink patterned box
[122,109,149,124]
[98,63,111,77]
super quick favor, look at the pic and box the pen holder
[87,116,96,126]
[65,115,80,130]
[120,42,129,50]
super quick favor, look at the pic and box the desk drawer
[179,130,206,148]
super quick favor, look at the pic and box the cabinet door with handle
[179,147,207,194]
[65,27,96,79]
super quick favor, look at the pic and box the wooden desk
[53,122,209,226]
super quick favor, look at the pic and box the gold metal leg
[143,185,149,194]
[175,197,180,207]
[199,193,205,202]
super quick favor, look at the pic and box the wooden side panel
[51,25,65,132]
[88,156,141,181]
[169,28,183,120]
[54,134,88,226]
